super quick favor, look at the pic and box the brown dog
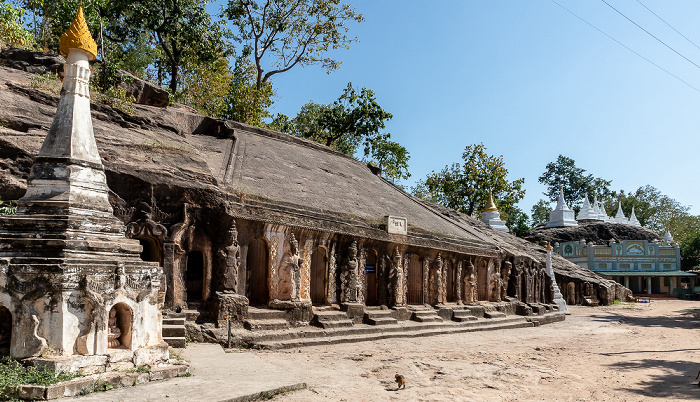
[395,373,406,390]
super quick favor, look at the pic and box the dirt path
[247,300,700,401]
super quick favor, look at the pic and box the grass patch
[78,379,113,396]
[29,73,61,95]
[0,357,81,399]
[92,86,136,116]
[177,371,192,378]
[125,364,151,373]
[0,200,17,215]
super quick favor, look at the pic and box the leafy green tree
[179,57,234,117]
[680,230,700,270]
[530,199,551,227]
[104,0,230,93]
[224,0,363,91]
[221,46,274,126]
[413,143,526,217]
[538,155,611,212]
[270,83,410,181]
[503,206,530,237]
[0,3,36,48]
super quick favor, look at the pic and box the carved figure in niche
[279,233,301,301]
[490,270,502,302]
[435,254,444,305]
[455,261,463,304]
[394,248,404,305]
[539,265,547,303]
[463,260,477,304]
[524,264,535,303]
[108,309,121,348]
[115,263,126,290]
[341,241,359,303]
[509,262,522,301]
[217,223,241,293]
[501,261,512,301]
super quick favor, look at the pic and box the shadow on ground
[588,313,700,330]
[605,358,700,400]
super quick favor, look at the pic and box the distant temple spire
[546,188,577,228]
[629,206,641,226]
[614,201,628,224]
[576,193,598,222]
[481,189,508,232]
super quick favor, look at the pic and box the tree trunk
[169,63,179,94]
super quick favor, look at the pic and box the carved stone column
[300,238,313,302]
[436,253,445,305]
[327,243,337,304]
[455,260,463,304]
[358,248,367,304]
[392,247,403,306]
[422,257,431,305]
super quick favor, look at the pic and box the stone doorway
[365,250,379,306]
[247,239,269,306]
[407,255,423,305]
[0,305,11,355]
[310,247,328,305]
[137,237,162,264]
[186,251,205,301]
[445,260,455,302]
[107,303,133,350]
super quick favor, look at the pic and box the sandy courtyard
[249,300,700,401]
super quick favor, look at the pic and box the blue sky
[219,1,700,216]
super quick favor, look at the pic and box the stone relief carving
[217,223,241,293]
[278,233,301,301]
[463,260,477,304]
[501,261,512,301]
[340,241,359,303]
[357,248,367,304]
[327,243,337,304]
[455,260,463,304]
[301,239,314,301]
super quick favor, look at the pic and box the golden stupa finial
[483,189,498,212]
[546,241,552,251]
[59,7,97,61]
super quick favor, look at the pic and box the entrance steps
[244,307,290,331]
[408,307,443,323]
[363,309,398,325]
[249,314,563,350]
[483,311,506,319]
[311,309,354,329]
[451,307,478,322]
[162,313,186,348]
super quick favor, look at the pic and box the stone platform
[226,309,566,350]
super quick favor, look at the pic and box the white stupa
[545,188,578,228]
[629,206,641,227]
[663,229,674,243]
[480,189,508,232]
[598,201,611,222]
[613,201,628,224]
[576,193,598,221]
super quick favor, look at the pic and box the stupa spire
[481,189,508,232]
[483,189,498,212]
[59,7,97,61]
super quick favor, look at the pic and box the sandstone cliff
[0,54,630,305]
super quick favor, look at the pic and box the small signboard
[365,264,376,274]
[386,216,408,235]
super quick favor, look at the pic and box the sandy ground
[249,300,700,401]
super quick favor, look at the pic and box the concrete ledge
[6,365,189,400]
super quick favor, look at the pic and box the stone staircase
[451,306,478,322]
[250,313,562,350]
[162,313,186,348]
[311,309,354,329]
[363,309,398,325]
[244,307,290,331]
[483,310,506,319]
[408,307,443,323]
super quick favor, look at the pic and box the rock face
[116,70,169,107]
[0,55,628,331]
[0,47,65,76]
[526,222,661,246]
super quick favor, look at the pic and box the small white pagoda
[545,188,577,228]
[480,190,508,232]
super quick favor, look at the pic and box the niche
[108,303,133,349]
[0,305,11,355]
